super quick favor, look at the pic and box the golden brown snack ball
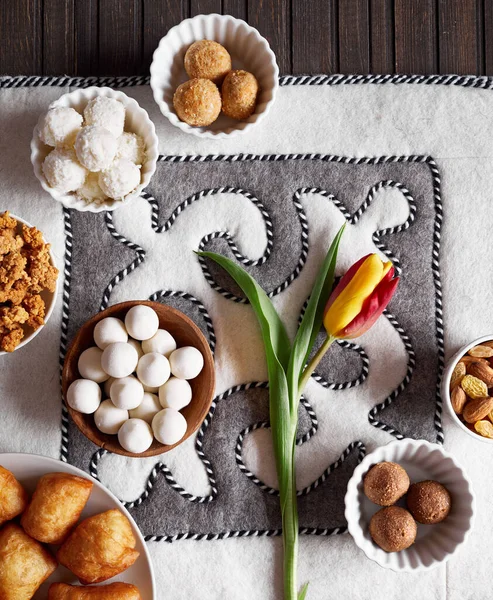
[369,506,417,552]
[221,70,259,120]
[407,480,452,524]
[173,79,222,127]
[363,461,410,506]
[184,40,232,84]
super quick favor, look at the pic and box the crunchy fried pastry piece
[0,306,29,328]
[0,523,57,600]
[26,247,58,293]
[0,229,23,256]
[22,294,45,330]
[1,326,24,352]
[48,582,142,600]
[0,211,17,230]
[0,252,27,290]
[21,223,45,249]
[0,466,29,526]
[57,509,140,585]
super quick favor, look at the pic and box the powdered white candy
[159,377,192,411]
[76,172,107,204]
[169,346,204,380]
[118,419,154,454]
[127,338,144,360]
[142,329,176,357]
[136,353,170,388]
[152,408,187,445]
[93,317,128,349]
[101,342,139,378]
[104,377,115,397]
[75,125,118,172]
[129,392,161,424]
[66,379,101,414]
[84,96,126,138]
[39,106,83,147]
[77,346,109,383]
[125,305,159,341]
[142,383,159,393]
[42,148,88,193]
[99,158,140,199]
[94,399,129,435]
[116,132,146,164]
[110,375,144,410]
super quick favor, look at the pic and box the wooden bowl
[62,301,215,457]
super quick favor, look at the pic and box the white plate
[0,453,155,598]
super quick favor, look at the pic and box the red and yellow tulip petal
[324,254,371,314]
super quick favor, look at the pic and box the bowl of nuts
[442,335,493,443]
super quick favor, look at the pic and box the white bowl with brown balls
[150,13,279,138]
[442,335,493,444]
[31,87,159,212]
[344,439,475,571]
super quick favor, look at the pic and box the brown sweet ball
[407,480,452,524]
[363,461,410,506]
[184,40,232,84]
[221,70,259,120]
[173,79,222,127]
[369,506,417,552]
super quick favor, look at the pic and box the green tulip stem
[298,335,336,393]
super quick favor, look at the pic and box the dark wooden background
[0,0,491,76]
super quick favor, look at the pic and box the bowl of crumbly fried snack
[0,453,155,598]
[0,211,59,354]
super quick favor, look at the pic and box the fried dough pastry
[21,472,93,545]
[0,466,28,526]
[48,582,142,600]
[0,523,57,600]
[57,509,139,584]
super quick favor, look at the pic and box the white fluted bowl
[31,87,159,212]
[345,439,475,571]
[150,14,279,138]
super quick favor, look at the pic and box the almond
[463,396,493,423]
[468,345,493,358]
[480,340,493,349]
[468,361,493,387]
[458,356,489,366]
[451,386,467,414]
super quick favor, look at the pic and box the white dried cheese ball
[39,106,83,147]
[118,418,154,454]
[110,375,144,410]
[42,148,88,193]
[93,317,128,349]
[152,408,187,446]
[66,379,101,414]
[104,377,116,398]
[99,158,140,200]
[101,342,139,378]
[159,377,192,411]
[76,171,107,204]
[94,399,129,435]
[84,96,125,137]
[116,132,146,164]
[127,338,144,360]
[142,329,176,357]
[78,346,109,383]
[136,353,170,389]
[125,305,159,341]
[129,392,161,424]
[169,346,204,380]
[75,125,118,172]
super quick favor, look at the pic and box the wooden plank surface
[0,0,491,76]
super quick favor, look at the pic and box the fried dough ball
[173,79,222,127]
[21,472,93,544]
[48,582,142,600]
[57,509,139,584]
[221,70,259,120]
[369,506,417,552]
[0,466,28,526]
[184,40,232,84]
[0,523,58,600]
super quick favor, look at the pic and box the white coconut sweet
[124,305,159,341]
[75,125,118,172]
[99,158,140,199]
[84,96,125,137]
[39,106,83,147]
[116,132,146,164]
[129,392,161,424]
[152,408,187,446]
[101,342,139,378]
[169,346,204,380]
[118,418,154,453]
[93,317,128,350]
[142,329,176,357]
[66,379,101,414]
[158,377,192,411]
[110,375,144,410]
[76,172,107,204]
[94,399,129,435]
[42,148,88,193]
[136,353,170,389]
[77,346,109,383]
